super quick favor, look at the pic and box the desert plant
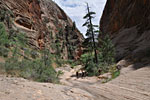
[0,22,9,46]
[4,53,59,83]
[98,34,115,65]
[80,53,99,76]
[0,46,9,57]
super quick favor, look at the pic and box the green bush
[109,65,120,79]
[55,56,64,67]
[112,70,120,79]
[65,60,80,68]
[98,63,109,74]
[5,57,20,71]
[0,9,6,21]
[98,35,115,65]
[30,50,39,59]
[97,34,116,74]
[80,53,99,76]
[4,51,59,83]
[0,62,5,74]
[0,22,9,46]
[101,65,120,83]
[0,46,9,57]
[0,22,10,58]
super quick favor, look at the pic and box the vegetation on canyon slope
[0,22,60,83]
[0,3,119,83]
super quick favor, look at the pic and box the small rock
[117,59,129,69]
[98,72,112,79]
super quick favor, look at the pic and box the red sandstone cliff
[0,0,84,59]
[100,0,150,62]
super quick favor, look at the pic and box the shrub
[54,55,64,67]
[30,50,39,59]
[80,53,99,76]
[0,9,6,21]
[101,64,120,83]
[0,62,5,74]
[112,70,120,79]
[97,34,116,74]
[66,59,81,68]
[98,63,110,74]
[4,57,21,75]
[4,49,59,83]
[109,64,120,79]
[0,22,9,46]
[0,46,9,57]
[98,35,115,65]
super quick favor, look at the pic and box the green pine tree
[98,33,115,65]
[82,3,98,63]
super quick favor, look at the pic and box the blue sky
[54,0,107,36]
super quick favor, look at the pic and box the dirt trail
[0,65,150,100]
[58,65,150,100]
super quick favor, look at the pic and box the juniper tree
[83,3,98,63]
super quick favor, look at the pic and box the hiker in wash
[75,66,87,78]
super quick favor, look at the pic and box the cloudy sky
[54,0,107,36]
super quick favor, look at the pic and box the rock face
[100,0,150,62]
[0,0,84,59]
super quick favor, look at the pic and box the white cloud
[54,0,107,37]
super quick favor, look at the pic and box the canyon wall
[0,0,84,59]
[100,0,150,63]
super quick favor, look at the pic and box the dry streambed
[0,65,150,100]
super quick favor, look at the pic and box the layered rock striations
[100,0,150,62]
[0,0,84,59]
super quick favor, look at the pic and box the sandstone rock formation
[100,0,150,62]
[1,64,150,100]
[0,0,84,59]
